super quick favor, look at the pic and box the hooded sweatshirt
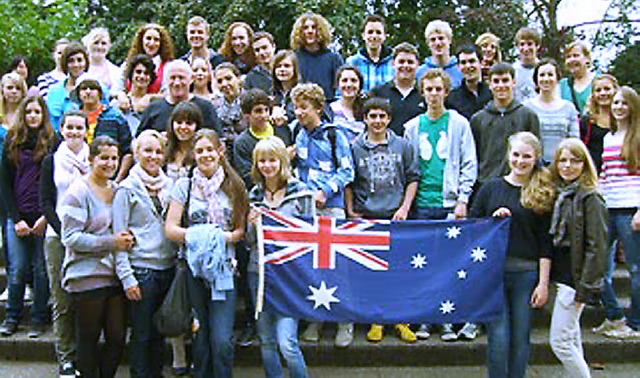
[296,48,344,102]
[416,56,464,90]
[346,45,395,92]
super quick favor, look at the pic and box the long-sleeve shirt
[600,130,640,209]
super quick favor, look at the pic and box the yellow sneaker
[367,324,384,342]
[395,324,417,343]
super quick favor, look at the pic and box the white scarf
[54,141,90,195]
[193,166,226,225]
[128,163,172,207]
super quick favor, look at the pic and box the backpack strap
[326,126,339,169]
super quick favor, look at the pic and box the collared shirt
[370,81,425,136]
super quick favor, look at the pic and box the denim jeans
[486,270,538,378]
[601,209,640,329]
[128,267,175,378]
[5,218,49,325]
[248,273,308,378]
[44,236,75,364]
[410,207,452,220]
[187,268,236,378]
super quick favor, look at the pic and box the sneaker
[0,288,8,302]
[441,323,458,342]
[236,324,255,347]
[172,366,190,376]
[59,361,77,378]
[0,320,17,336]
[593,318,626,335]
[457,322,479,341]
[28,323,46,338]
[301,322,321,342]
[367,324,384,343]
[604,324,640,339]
[395,324,416,343]
[24,286,34,302]
[335,323,354,348]
[415,324,431,340]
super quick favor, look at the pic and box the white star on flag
[440,300,455,314]
[411,254,427,269]
[446,226,461,239]
[457,269,467,279]
[471,247,487,262]
[307,281,340,310]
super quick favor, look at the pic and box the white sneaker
[0,288,8,302]
[302,322,321,342]
[334,323,354,348]
[24,286,34,302]
[593,318,626,335]
[415,324,431,340]
[457,322,479,340]
[604,324,640,339]
[441,323,458,342]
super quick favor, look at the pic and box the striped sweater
[600,130,640,209]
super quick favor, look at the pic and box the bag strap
[326,126,339,169]
[180,166,195,228]
[568,76,581,112]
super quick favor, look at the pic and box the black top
[470,177,552,264]
[39,154,61,235]
[445,80,492,121]
[244,65,273,95]
[137,97,222,137]
[552,246,574,288]
[370,81,425,136]
[580,114,608,173]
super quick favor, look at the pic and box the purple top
[14,149,42,221]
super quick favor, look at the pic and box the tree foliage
[610,40,640,90]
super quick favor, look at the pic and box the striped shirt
[600,130,640,208]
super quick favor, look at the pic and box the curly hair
[126,23,175,63]
[6,95,55,166]
[219,22,256,65]
[507,132,556,213]
[612,86,640,173]
[290,12,333,50]
[125,54,157,84]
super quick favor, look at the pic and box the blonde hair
[251,137,292,188]
[290,12,333,50]
[586,74,618,118]
[0,72,28,124]
[475,32,502,63]
[508,132,555,213]
[564,41,592,64]
[550,138,598,189]
[424,20,452,40]
[133,129,166,162]
[612,86,640,172]
[291,83,325,110]
[82,27,110,52]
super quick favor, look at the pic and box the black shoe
[0,320,18,336]
[172,366,189,376]
[28,323,46,338]
[59,361,77,378]
[237,325,256,347]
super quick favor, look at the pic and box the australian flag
[258,209,510,324]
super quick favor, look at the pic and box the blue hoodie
[416,56,463,90]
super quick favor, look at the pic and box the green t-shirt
[416,112,448,208]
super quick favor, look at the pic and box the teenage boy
[180,16,224,69]
[291,12,344,102]
[403,69,478,341]
[470,62,540,187]
[445,44,492,121]
[513,27,541,102]
[415,20,463,90]
[244,32,276,94]
[371,42,425,136]
[345,97,419,344]
[346,15,395,92]
[292,83,355,348]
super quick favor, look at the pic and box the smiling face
[192,59,211,88]
[256,151,282,181]
[293,99,322,129]
[337,69,361,99]
[24,100,44,130]
[508,140,537,179]
[458,52,481,83]
[231,26,250,55]
[428,32,451,58]
[90,145,119,180]
[253,37,275,66]
[167,67,193,102]
[302,19,319,48]
[592,78,616,108]
[67,52,87,79]
[275,56,295,84]
[91,36,110,59]
[365,108,390,136]
[489,72,515,107]
[61,115,87,151]
[247,104,270,131]
[393,52,419,82]
[363,21,386,51]
[14,61,28,80]
[131,63,152,89]
[172,119,197,142]
[143,28,161,57]
[517,39,539,64]
[193,136,223,176]
[187,24,209,50]
[612,91,630,123]
[137,136,164,176]
[214,68,241,100]
[556,148,584,183]
[564,46,589,75]
[481,43,497,62]
[536,63,558,93]
[79,85,101,108]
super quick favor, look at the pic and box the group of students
[0,9,638,378]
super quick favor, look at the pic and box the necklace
[264,181,286,202]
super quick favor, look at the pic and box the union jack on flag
[261,209,390,271]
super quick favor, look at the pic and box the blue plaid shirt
[346,46,395,93]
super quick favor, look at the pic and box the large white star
[457,269,467,280]
[446,226,461,239]
[471,247,487,262]
[440,300,455,314]
[307,281,340,310]
[411,253,427,269]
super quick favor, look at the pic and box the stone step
[0,325,638,367]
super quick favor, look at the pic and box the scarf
[549,181,579,247]
[128,163,172,208]
[193,166,226,225]
[53,141,90,194]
